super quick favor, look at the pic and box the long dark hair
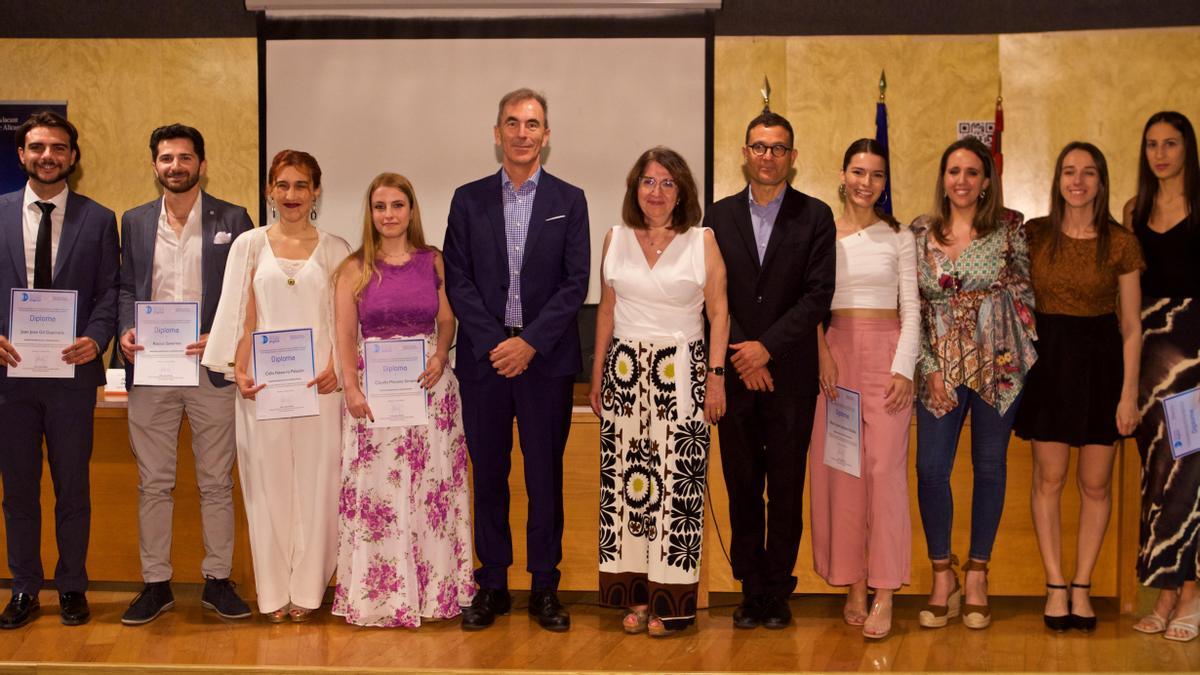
[1046,142,1118,270]
[840,138,899,230]
[928,137,1002,246]
[1132,111,1200,230]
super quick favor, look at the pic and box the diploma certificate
[133,301,199,386]
[1162,386,1200,460]
[363,338,428,428]
[822,386,862,478]
[252,328,318,421]
[7,288,76,379]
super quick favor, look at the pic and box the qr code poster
[957,120,996,146]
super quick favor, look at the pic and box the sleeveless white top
[604,224,708,344]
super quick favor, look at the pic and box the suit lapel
[732,187,761,275]
[758,187,796,275]
[521,171,553,272]
[486,172,508,276]
[199,192,215,308]
[142,197,163,298]
[53,191,86,283]
[3,195,27,288]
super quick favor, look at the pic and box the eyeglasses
[639,176,677,191]
[747,143,793,158]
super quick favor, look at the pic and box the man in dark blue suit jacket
[444,88,589,632]
[0,111,119,628]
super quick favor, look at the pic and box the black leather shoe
[528,590,570,632]
[1043,583,1070,632]
[1068,582,1097,633]
[732,596,762,629]
[760,595,792,629]
[461,588,511,631]
[59,591,90,626]
[122,582,175,625]
[202,577,252,619]
[0,593,40,629]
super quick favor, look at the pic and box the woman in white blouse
[808,138,919,640]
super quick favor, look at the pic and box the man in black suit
[0,111,120,628]
[116,124,254,624]
[705,111,835,629]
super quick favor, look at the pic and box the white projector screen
[266,37,706,302]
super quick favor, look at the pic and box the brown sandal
[919,555,961,628]
[962,559,991,629]
[622,607,648,634]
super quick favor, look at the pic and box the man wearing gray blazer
[116,125,253,624]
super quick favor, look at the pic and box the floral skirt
[332,334,476,627]
[598,336,708,629]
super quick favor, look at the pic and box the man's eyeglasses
[747,143,793,158]
[639,176,677,191]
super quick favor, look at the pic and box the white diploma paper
[252,328,318,421]
[363,338,428,427]
[7,288,77,379]
[1162,386,1200,460]
[133,301,199,386]
[823,386,862,478]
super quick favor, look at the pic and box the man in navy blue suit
[444,88,589,632]
[0,111,119,628]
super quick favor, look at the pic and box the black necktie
[34,201,54,289]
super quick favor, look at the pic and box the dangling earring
[978,189,987,202]
[270,203,277,221]
[838,183,846,199]
[310,207,318,221]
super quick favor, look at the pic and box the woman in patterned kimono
[912,137,1038,631]
[1125,111,1200,643]
[589,147,729,636]
[332,173,474,627]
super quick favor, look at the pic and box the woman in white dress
[203,150,351,622]
[590,147,729,636]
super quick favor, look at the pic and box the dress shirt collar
[23,182,68,213]
[501,166,541,192]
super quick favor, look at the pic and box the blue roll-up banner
[1,101,69,195]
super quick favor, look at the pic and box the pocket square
[213,231,232,245]
[545,214,566,222]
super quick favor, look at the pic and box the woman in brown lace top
[1013,142,1143,633]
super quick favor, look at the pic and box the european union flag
[874,100,893,216]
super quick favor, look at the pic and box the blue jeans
[916,385,1021,562]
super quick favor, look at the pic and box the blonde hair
[341,172,430,299]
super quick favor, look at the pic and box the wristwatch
[708,365,725,376]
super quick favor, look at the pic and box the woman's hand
[819,348,839,401]
[589,382,603,418]
[236,372,265,400]
[925,370,955,413]
[704,374,726,425]
[308,361,338,395]
[1116,394,1139,436]
[344,386,374,422]
[420,353,447,390]
[883,373,914,415]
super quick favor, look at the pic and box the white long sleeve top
[830,221,920,378]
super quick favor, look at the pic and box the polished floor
[0,586,1195,673]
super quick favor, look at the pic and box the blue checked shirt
[748,187,785,263]
[502,167,540,328]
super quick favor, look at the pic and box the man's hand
[740,365,775,392]
[0,335,21,368]
[62,337,99,365]
[120,328,143,363]
[185,332,209,357]
[729,340,770,377]
[489,337,535,378]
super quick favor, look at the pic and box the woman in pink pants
[809,139,919,639]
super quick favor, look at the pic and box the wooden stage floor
[0,587,1195,673]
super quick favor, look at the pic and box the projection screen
[266,37,707,302]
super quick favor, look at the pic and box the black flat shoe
[59,591,90,626]
[1069,582,1096,633]
[760,595,792,630]
[1043,583,1070,632]
[461,588,511,631]
[0,593,40,629]
[528,590,570,632]
[732,596,762,629]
